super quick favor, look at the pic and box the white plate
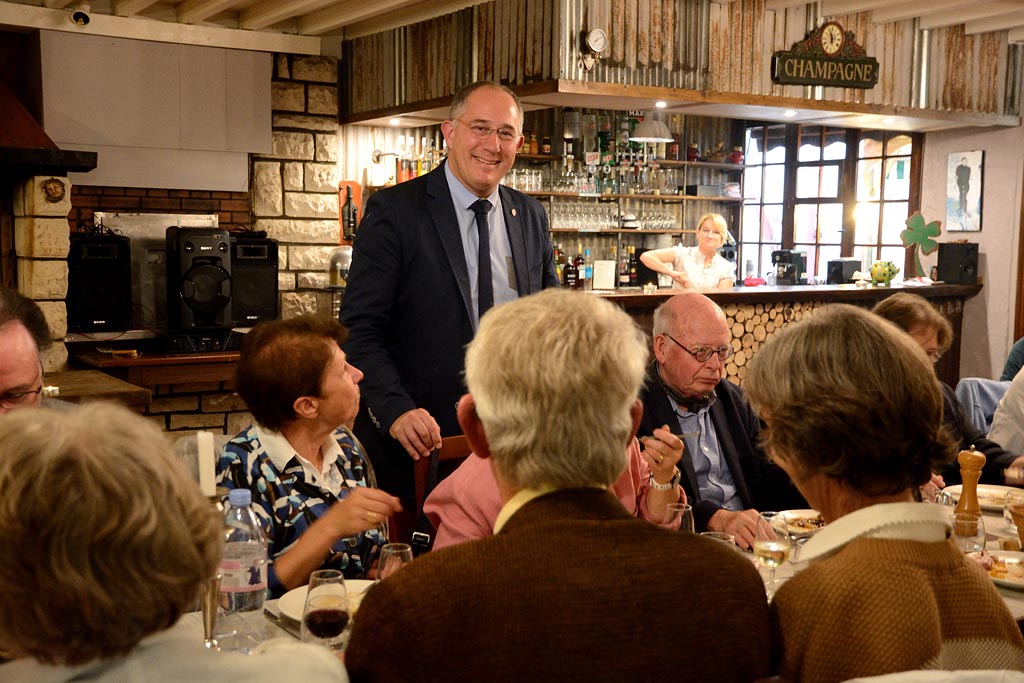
[278,579,374,622]
[984,551,1024,591]
[778,509,825,537]
[944,484,1023,512]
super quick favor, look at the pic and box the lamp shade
[629,118,674,143]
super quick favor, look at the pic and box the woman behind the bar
[639,212,735,290]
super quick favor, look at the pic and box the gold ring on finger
[367,511,378,522]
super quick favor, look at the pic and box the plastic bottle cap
[228,488,252,507]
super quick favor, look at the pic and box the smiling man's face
[440,86,523,198]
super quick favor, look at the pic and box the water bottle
[216,488,268,652]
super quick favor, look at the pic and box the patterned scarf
[654,361,718,414]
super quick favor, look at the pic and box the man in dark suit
[639,292,803,548]
[340,81,559,501]
[346,290,772,683]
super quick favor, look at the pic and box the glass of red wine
[300,569,350,651]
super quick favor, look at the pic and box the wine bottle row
[554,242,645,291]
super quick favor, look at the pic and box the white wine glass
[377,542,414,582]
[300,569,350,651]
[951,512,986,554]
[753,511,791,601]
[664,503,694,533]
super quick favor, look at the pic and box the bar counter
[601,283,982,387]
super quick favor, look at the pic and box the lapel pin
[511,208,517,217]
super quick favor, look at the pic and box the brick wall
[68,186,252,232]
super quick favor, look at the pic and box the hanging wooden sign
[772,21,879,89]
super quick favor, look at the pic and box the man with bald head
[638,292,802,548]
[0,288,51,415]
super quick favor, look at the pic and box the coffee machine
[771,250,807,285]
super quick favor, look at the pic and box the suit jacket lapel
[709,386,754,508]
[427,164,474,322]
[499,186,530,296]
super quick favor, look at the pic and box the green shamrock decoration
[900,212,942,278]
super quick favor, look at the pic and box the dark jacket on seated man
[639,367,806,532]
[940,383,1017,485]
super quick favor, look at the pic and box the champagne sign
[772,21,879,89]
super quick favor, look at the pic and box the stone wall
[146,378,253,440]
[253,54,340,320]
[14,175,71,372]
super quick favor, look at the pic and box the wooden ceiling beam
[821,0,894,16]
[113,0,162,17]
[298,0,415,35]
[870,0,977,25]
[177,0,240,25]
[964,8,1024,33]
[342,0,483,39]
[239,0,335,31]
[919,2,1024,29]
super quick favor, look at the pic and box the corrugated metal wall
[343,0,1020,117]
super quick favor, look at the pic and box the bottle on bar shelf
[582,248,594,290]
[628,246,639,288]
[563,249,579,289]
[618,245,631,288]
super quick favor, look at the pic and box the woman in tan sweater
[744,304,1024,683]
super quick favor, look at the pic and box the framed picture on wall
[946,150,983,231]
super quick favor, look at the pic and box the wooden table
[44,369,151,408]
[70,348,240,386]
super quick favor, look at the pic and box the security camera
[70,3,91,27]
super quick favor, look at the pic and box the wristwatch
[649,468,681,491]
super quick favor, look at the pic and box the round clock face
[586,28,608,54]
[820,22,844,56]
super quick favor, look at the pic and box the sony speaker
[231,234,278,326]
[67,233,132,332]
[937,242,978,284]
[166,226,232,331]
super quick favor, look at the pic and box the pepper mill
[954,445,987,517]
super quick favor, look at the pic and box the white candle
[197,431,216,497]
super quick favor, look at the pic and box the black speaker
[166,226,232,331]
[937,242,978,284]
[826,258,860,285]
[68,233,132,332]
[231,235,278,326]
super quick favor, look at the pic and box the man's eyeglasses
[0,365,44,409]
[455,119,520,143]
[662,334,734,364]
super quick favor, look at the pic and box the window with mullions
[739,123,919,281]
[740,124,785,279]
[854,131,914,268]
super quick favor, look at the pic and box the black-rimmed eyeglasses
[662,334,734,363]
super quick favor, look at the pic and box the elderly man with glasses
[639,292,803,548]
[0,288,52,414]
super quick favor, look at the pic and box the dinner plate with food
[969,550,1024,591]
[943,484,1022,513]
[778,509,826,538]
[278,579,375,622]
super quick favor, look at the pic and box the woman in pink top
[424,427,686,549]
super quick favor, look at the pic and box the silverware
[263,606,302,640]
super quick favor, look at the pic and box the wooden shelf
[526,191,743,202]
[549,228,695,234]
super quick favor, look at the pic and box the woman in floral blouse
[217,316,401,597]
